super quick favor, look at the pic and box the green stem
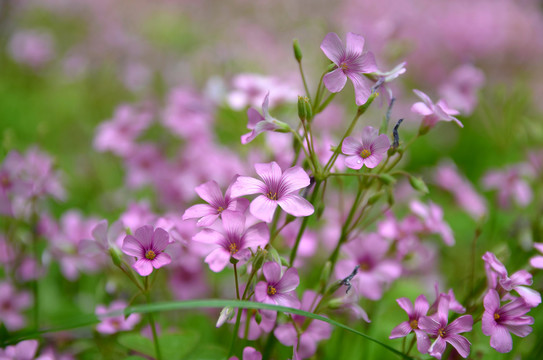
[316,92,337,114]
[298,62,311,102]
[228,308,243,356]
[144,278,162,360]
[233,263,241,300]
[289,181,322,265]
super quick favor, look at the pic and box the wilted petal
[277,194,314,217]
[323,68,348,93]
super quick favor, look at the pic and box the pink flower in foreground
[255,262,300,309]
[342,126,390,169]
[231,162,313,223]
[122,226,171,276]
[183,178,249,227]
[418,298,473,359]
[0,340,39,360]
[320,32,378,105]
[389,295,431,354]
[482,252,541,307]
[241,93,289,144]
[482,289,534,353]
[95,300,141,334]
[530,243,543,269]
[411,90,462,132]
[228,346,262,360]
[192,210,268,272]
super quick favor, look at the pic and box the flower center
[494,313,500,321]
[360,149,372,159]
[217,206,224,214]
[340,62,349,71]
[145,250,156,260]
[0,175,10,188]
[266,191,278,200]
[229,243,238,255]
[267,285,277,295]
[438,328,446,338]
[111,318,121,329]
[409,319,418,330]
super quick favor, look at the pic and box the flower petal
[277,194,314,217]
[320,32,344,64]
[133,259,153,276]
[395,297,414,317]
[447,315,473,334]
[230,176,266,198]
[344,155,364,170]
[414,294,430,318]
[446,334,471,358]
[355,51,378,73]
[263,262,282,283]
[277,267,300,292]
[411,101,433,116]
[323,68,348,93]
[243,222,269,249]
[205,248,230,272]
[151,252,171,269]
[489,325,513,353]
[280,166,311,195]
[363,153,384,168]
[371,134,391,155]
[195,180,223,207]
[349,72,372,106]
[342,136,362,155]
[151,227,170,252]
[221,210,246,239]
[414,329,431,354]
[135,225,154,248]
[247,107,264,129]
[183,204,216,221]
[389,321,412,339]
[428,336,447,359]
[250,195,278,223]
[345,32,365,57]
[122,235,143,257]
[274,324,298,346]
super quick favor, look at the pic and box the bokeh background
[1,0,543,359]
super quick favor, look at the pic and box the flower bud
[254,310,262,325]
[378,174,396,186]
[109,247,123,267]
[303,96,312,120]
[367,191,384,205]
[293,39,303,63]
[297,96,307,121]
[216,306,235,328]
[409,176,429,194]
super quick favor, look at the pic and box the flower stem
[233,263,241,300]
[298,62,311,103]
[228,309,243,357]
[144,277,162,360]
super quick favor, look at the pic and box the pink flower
[418,298,473,359]
[274,291,332,359]
[410,200,455,246]
[227,73,299,110]
[321,32,378,105]
[530,243,543,269]
[482,252,541,308]
[192,210,268,272]
[482,289,534,353]
[241,93,289,144]
[8,30,54,69]
[95,300,141,334]
[389,295,431,354]
[438,64,485,115]
[122,225,171,276]
[482,166,533,208]
[342,126,390,169]
[255,262,300,309]
[228,346,262,360]
[231,162,314,223]
[411,90,462,132]
[0,282,31,331]
[0,340,39,360]
[183,177,249,227]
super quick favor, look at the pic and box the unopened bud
[297,96,307,120]
[254,310,262,325]
[216,306,235,328]
[409,176,429,194]
[293,39,303,63]
[386,187,395,206]
[303,96,312,120]
[326,298,344,310]
[367,191,384,205]
[109,247,123,267]
[378,174,396,186]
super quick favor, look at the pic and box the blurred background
[1,0,543,359]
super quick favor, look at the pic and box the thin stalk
[298,62,311,102]
[144,277,162,360]
[228,309,243,357]
[233,263,241,300]
[316,92,336,114]
[289,180,322,265]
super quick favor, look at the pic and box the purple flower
[342,126,390,169]
[183,177,249,227]
[530,243,543,269]
[482,252,541,307]
[482,289,534,353]
[95,300,141,334]
[274,290,332,359]
[192,210,268,272]
[122,225,171,276]
[418,298,473,359]
[410,200,455,246]
[411,90,462,132]
[482,166,533,209]
[0,282,31,331]
[241,93,289,144]
[228,346,262,360]
[320,32,378,105]
[255,262,300,309]
[389,295,431,354]
[231,162,314,223]
[438,64,485,116]
[0,340,39,360]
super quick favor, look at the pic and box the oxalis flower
[418,298,473,359]
[321,32,378,106]
[192,210,268,272]
[482,289,534,353]
[342,126,390,169]
[389,295,431,354]
[241,92,289,144]
[231,162,313,223]
[255,262,300,309]
[122,225,171,276]
[411,89,462,134]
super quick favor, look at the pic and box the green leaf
[124,356,147,360]
[118,333,154,357]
